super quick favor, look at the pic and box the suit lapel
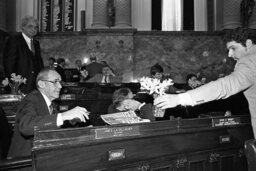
[19,34,34,57]
[36,91,51,115]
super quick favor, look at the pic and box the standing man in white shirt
[154,27,256,138]
[3,16,44,94]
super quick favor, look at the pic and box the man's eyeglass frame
[41,80,63,86]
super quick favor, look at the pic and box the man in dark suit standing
[3,16,44,94]
[8,68,89,161]
[86,56,104,79]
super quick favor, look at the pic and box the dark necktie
[31,39,35,55]
[49,103,54,115]
[105,76,108,83]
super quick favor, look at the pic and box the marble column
[131,0,151,30]
[92,0,108,28]
[114,0,132,28]
[249,4,256,29]
[194,0,207,31]
[222,0,242,29]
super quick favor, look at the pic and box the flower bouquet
[140,77,173,117]
[2,73,27,95]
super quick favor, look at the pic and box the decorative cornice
[9,30,226,38]
[135,31,225,37]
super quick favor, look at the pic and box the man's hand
[154,94,180,109]
[61,106,89,122]
[122,99,141,111]
[108,69,116,77]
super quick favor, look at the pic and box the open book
[101,111,150,125]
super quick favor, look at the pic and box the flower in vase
[1,73,27,94]
[139,77,174,96]
[140,77,174,117]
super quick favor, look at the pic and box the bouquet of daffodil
[139,77,174,96]
[2,73,27,94]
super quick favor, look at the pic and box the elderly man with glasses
[8,68,90,160]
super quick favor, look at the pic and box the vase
[10,86,19,95]
[152,93,165,117]
[152,105,165,117]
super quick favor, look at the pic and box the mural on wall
[38,32,233,83]
[133,33,233,83]
[39,33,134,82]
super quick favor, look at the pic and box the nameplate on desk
[60,94,76,100]
[95,126,140,139]
[212,117,241,127]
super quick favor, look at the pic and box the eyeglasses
[41,80,63,86]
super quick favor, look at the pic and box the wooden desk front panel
[32,118,253,171]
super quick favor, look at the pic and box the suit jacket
[107,103,155,121]
[186,45,256,137]
[8,91,58,158]
[55,65,66,82]
[72,66,87,82]
[87,73,121,83]
[86,62,104,78]
[3,34,44,94]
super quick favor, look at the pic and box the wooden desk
[0,95,22,128]
[32,115,253,171]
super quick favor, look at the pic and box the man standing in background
[3,16,44,94]
[86,56,104,79]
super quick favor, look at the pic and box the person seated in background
[7,68,90,158]
[73,59,87,82]
[47,57,56,69]
[101,60,115,75]
[86,56,105,79]
[87,65,119,83]
[183,74,204,90]
[55,58,66,82]
[150,63,180,93]
[150,63,167,80]
[108,88,155,121]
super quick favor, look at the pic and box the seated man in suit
[8,68,89,159]
[72,59,87,82]
[182,74,204,91]
[150,63,180,93]
[108,88,155,121]
[87,65,120,83]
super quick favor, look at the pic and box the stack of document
[101,111,150,125]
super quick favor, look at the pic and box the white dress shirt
[22,33,33,51]
[40,91,63,126]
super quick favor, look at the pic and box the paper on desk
[101,111,150,125]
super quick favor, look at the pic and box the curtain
[162,0,183,31]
